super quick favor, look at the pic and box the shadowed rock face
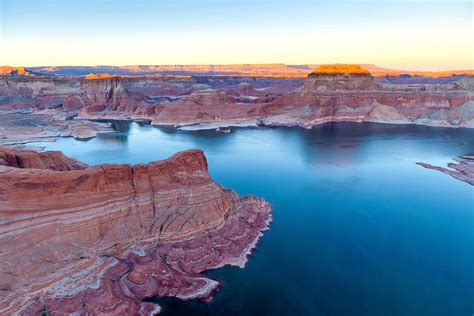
[0,148,272,314]
[305,67,377,91]
[417,156,474,186]
[304,73,377,92]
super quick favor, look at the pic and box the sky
[0,0,472,70]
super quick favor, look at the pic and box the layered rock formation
[304,64,377,92]
[0,148,272,314]
[0,148,88,170]
[0,64,473,144]
[308,64,370,75]
[417,156,474,185]
[255,67,474,129]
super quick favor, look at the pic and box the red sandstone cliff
[142,66,474,129]
[0,148,272,315]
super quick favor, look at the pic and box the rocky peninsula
[417,156,474,186]
[0,148,272,314]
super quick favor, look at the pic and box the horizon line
[4,63,474,73]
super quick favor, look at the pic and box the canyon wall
[0,148,272,314]
[0,65,473,145]
[259,68,473,128]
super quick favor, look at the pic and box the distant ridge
[84,73,120,80]
[311,64,370,75]
[0,66,38,76]
[2,64,473,78]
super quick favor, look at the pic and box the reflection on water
[99,132,129,144]
[30,122,474,316]
[109,120,131,132]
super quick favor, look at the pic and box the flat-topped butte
[308,64,372,78]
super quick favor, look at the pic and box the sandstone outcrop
[309,64,370,75]
[0,66,35,76]
[417,156,474,185]
[257,69,473,128]
[304,64,377,91]
[79,75,143,113]
[0,148,87,170]
[0,148,272,314]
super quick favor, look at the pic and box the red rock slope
[0,148,272,315]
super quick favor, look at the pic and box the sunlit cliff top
[312,64,371,75]
[0,66,31,76]
[84,73,120,80]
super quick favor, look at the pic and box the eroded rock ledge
[0,148,272,315]
[417,156,474,186]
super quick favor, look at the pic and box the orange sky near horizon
[1,0,473,71]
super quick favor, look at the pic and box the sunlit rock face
[0,148,272,315]
[0,66,34,76]
[305,64,378,91]
[309,64,370,75]
[257,66,473,128]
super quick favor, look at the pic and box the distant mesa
[83,73,192,80]
[0,148,273,314]
[84,73,120,80]
[308,64,371,77]
[2,64,471,78]
[305,64,376,91]
[0,66,35,76]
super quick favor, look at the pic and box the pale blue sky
[1,0,472,70]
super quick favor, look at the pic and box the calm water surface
[31,122,474,316]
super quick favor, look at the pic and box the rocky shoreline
[417,156,474,186]
[0,148,272,314]
[0,109,114,146]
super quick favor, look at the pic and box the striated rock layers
[75,68,474,130]
[1,64,473,144]
[259,66,473,128]
[417,156,474,186]
[0,148,272,315]
[304,64,377,91]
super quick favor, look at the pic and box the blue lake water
[30,122,473,316]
